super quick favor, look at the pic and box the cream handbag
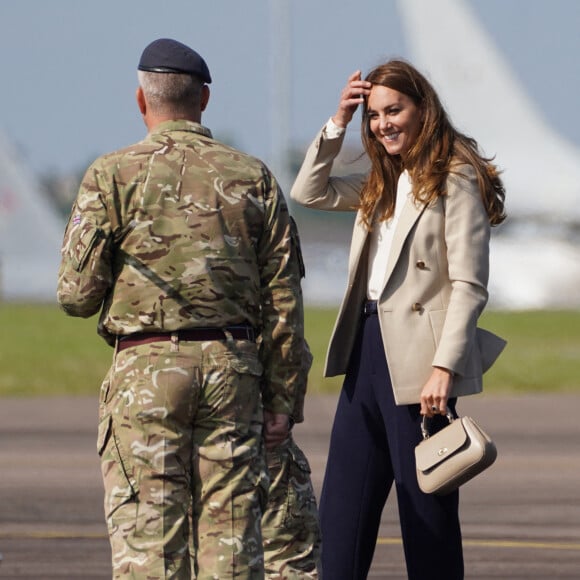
[415,410,497,495]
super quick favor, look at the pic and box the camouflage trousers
[97,337,269,579]
[262,436,321,579]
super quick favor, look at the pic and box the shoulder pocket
[65,216,106,272]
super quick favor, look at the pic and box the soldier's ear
[136,87,147,116]
[200,85,210,112]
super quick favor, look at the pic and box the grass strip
[1,304,578,396]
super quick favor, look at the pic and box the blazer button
[416,260,426,269]
[411,302,422,312]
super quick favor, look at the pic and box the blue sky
[1,0,579,179]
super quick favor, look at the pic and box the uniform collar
[149,119,213,139]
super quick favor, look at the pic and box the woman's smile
[367,85,423,158]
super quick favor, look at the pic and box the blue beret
[138,38,212,83]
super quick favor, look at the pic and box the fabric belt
[117,326,255,351]
[363,300,378,316]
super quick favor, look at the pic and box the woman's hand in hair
[332,70,372,129]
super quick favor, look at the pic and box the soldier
[260,254,321,578]
[57,38,306,579]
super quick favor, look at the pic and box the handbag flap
[415,419,468,472]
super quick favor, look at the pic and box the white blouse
[367,170,413,300]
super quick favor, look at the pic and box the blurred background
[1,0,580,396]
[1,8,578,575]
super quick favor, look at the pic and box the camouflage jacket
[57,119,305,415]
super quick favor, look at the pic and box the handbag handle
[420,407,456,440]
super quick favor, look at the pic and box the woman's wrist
[331,114,348,129]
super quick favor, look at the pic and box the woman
[290,60,506,580]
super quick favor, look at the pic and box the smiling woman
[290,57,507,580]
[366,85,423,158]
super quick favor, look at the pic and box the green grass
[477,310,580,393]
[1,304,579,396]
[308,308,580,394]
[0,303,112,396]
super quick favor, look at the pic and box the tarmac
[1,392,579,579]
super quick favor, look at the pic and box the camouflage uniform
[262,341,321,579]
[58,119,305,579]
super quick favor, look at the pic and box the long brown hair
[359,59,506,229]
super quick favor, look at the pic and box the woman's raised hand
[332,70,372,128]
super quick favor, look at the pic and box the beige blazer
[290,128,506,405]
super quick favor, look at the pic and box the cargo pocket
[285,441,318,529]
[97,414,112,457]
[253,448,270,516]
[264,439,319,531]
[223,349,264,426]
[98,414,139,525]
[263,441,291,529]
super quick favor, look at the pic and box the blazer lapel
[347,211,369,284]
[381,199,427,290]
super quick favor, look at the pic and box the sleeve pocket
[61,213,106,273]
[69,220,104,272]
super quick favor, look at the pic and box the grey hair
[138,70,204,115]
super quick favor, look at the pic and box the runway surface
[1,393,579,578]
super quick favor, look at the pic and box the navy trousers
[319,309,464,580]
